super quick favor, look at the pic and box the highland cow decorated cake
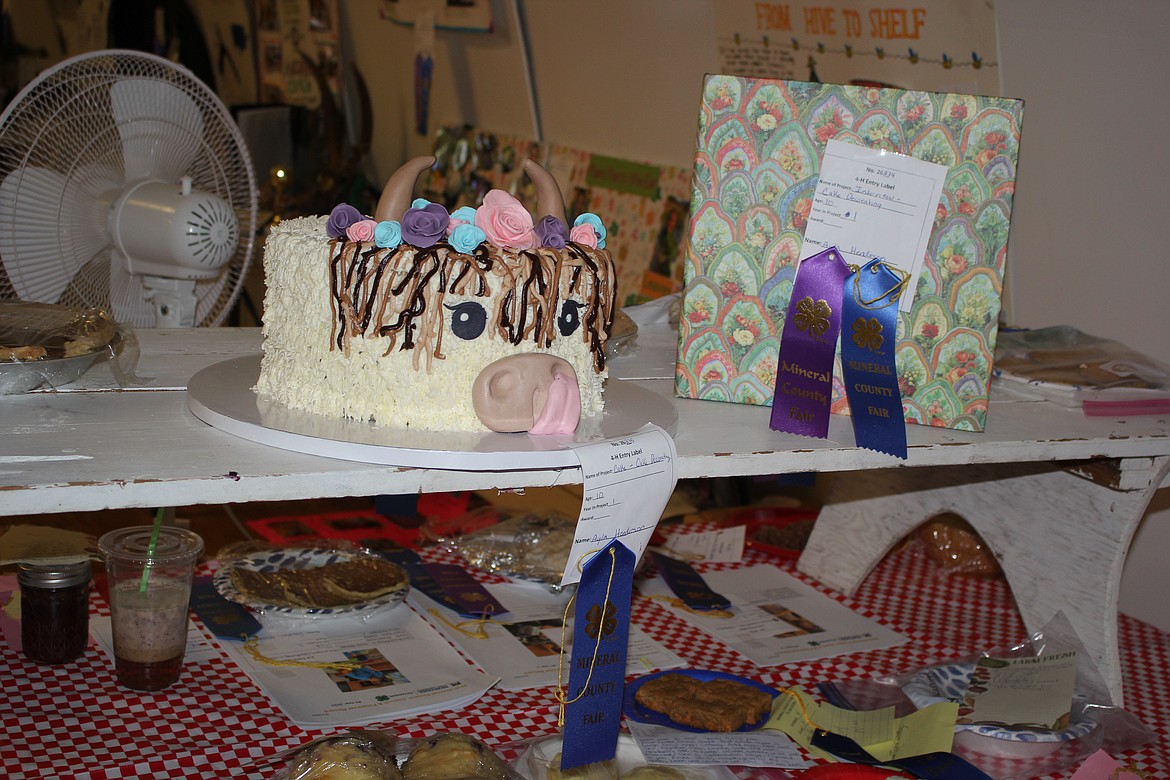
[255,157,617,434]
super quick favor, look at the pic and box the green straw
[139,507,165,592]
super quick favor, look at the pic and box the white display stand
[187,355,676,471]
[4,325,1168,704]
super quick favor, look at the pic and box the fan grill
[0,50,257,327]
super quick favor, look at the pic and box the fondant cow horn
[523,158,567,225]
[374,155,436,222]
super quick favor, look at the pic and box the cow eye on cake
[255,157,617,434]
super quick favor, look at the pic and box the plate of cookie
[214,547,410,617]
[624,669,779,733]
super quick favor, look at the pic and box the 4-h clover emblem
[852,316,884,352]
[584,601,618,640]
[792,296,832,336]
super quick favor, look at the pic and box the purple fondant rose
[326,203,363,239]
[534,215,568,249]
[401,202,450,248]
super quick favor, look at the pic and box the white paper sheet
[410,582,684,690]
[801,139,949,312]
[209,606,498,727]
[561,424,679,586]
[626,720,812,770]
[638,564,906,666]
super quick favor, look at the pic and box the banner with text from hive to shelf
[714,0,1001,95]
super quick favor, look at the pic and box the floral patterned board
[675,77,1025,431]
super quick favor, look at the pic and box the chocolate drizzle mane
[326,236,617,372]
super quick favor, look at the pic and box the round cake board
[186,355,677,471]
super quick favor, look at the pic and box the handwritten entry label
[562,424,678,587]
[802,139,948,312]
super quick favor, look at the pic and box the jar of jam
[18,560,92,665]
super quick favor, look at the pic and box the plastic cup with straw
[138,506,165,592]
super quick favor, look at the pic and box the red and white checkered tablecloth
[3,541,1166,779]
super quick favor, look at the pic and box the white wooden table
[3,324,1167,705]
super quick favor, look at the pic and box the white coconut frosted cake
[255,157,617,434]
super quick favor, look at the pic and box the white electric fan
[0,49,257,327]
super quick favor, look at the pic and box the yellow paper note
[765,687,957,762]
[866,701,959,762]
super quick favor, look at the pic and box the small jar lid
[17,560,93,589]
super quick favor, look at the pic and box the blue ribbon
[651,552,731,611]
[841,259,907,458]
[811,730,993,779]
[560,540,635,771]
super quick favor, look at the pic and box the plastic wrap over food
[816,613,1155,780]
[266,730,523,780]
[456,512,577,587]
[912,513,1001,579]
[0,301,139,394]
[516,734,738,780]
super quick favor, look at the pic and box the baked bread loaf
[634,674,774,732]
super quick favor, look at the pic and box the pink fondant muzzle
[472,354,582,434]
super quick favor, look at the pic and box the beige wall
[344,0,1170,632]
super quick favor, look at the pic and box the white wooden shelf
[3,324,1168,704]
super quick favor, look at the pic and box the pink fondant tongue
[529,371,581,435]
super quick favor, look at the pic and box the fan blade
[111,78,205,182]
[108,249,157,328]
[0,167,113,304]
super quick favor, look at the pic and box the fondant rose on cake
[256,157,617,434]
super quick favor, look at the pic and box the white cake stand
[186,355,677,470]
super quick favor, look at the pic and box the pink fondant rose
[346,219,378,243]
[569,223,598,248]
[477,190,535,250]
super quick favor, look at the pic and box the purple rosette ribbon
[534,215,569,249]
[769,246,849,438]
[326,203,363,239]
[401,202,450,248]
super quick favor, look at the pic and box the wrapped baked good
[547,753,618,780]
[457,512,576,586]
[622,768,685,780]
[0,301,136,394]
[286,731,402,780]
[400,733,518,780]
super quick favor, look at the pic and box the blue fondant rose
[401,202,450,248]
[449,223,487,253]
[374,220,403,249]
[326,203,363,239]
[449,206,478,226]
[534,215,569,249]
